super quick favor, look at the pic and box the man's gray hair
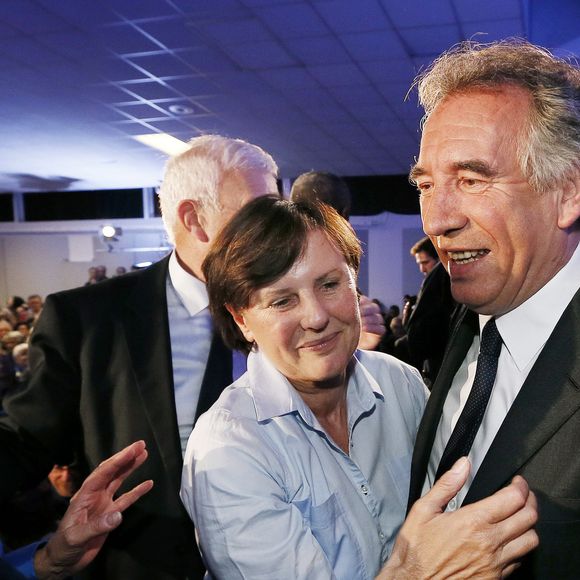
[158,135,278,244]
[414,39,580,192]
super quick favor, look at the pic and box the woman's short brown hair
[203,195,362,354]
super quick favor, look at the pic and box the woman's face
[231,229,360,393]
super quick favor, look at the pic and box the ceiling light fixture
[168,104,193,115]
[133,134,190,156]
[101,224,122,240]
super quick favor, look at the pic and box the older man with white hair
[0,135,279,580]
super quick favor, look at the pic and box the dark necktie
[435,317,503,481]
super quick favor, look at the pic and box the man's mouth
[448,249,489,264]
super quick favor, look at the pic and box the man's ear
[558,173,580,229]
[178,199,209,243]
[225,304,254,342]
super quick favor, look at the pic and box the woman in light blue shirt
[180,196,538,579]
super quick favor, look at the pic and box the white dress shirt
[424,244,580,508]
[167,251,213,455]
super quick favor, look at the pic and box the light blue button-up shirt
[181,349,427,579]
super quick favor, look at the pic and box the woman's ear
[178,199,209,243]
[226,304,254,342]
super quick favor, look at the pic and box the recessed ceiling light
[133,133,190,156]
[168,104,193,115]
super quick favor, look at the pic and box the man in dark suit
[0,135,279,579]
[405,237,457,387]
[407,40,580,578]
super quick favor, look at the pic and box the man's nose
[421,185,466,238]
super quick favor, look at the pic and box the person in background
[408,40,580,578]
[410,236,438,276]
[405,236,457,386]
[84,266,97,286]
[0,135,279,579]
[26,295,43,323]
[11,344,29,386]
[2,331,25,355]
[290,170,386,349]
[114,266,127,277]
[0,319,13,341]
[15,322,30,340]
[94,266,108,283]
[181,196,537,579]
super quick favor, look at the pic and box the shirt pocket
[293,493,356,572]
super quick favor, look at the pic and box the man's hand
[34,441,153,580]
[358,295,386,350]
[378,458,538,579]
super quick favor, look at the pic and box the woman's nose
[300,296,329,331]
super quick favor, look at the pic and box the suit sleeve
[0,293,82,499]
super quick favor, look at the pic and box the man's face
[413,86,572,316]
[415,251,438,276]
[0,321,11,340]
[27,296,42,313]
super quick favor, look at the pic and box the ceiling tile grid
[0,0,570,193]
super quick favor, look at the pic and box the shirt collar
[168,251,208,317]
[247,349,383,424]
[483,243,580,371]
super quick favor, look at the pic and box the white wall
[352,212,425,309]
[0,213,426,308]
[0,219,171,302]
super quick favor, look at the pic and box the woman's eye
[321,280,340,291]
[270,298,291,309]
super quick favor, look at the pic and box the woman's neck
[292,376,350,454]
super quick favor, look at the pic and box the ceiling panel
[258,4,330,39]
[383,0,455,28]
[286,35,351,65]
[316,0,391,33]
[0,0,575,194]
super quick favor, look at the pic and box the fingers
[113,479,154,513]
[359,297,385,330]
[493,488,538,564]
[79,441,148,495]
[464,475,530,525]
[416,457,470,516]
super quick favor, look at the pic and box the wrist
[34,543,67,580]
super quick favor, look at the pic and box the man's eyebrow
[454,160,497,177]
[409,160,498,182]
[408,164,425,182]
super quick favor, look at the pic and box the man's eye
[459,177,486,192]
[416,182,433,196]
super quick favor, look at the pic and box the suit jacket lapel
[408,307,479,509]
[465,290,580,504]
[122,256,184,490]
[195,331,233,422]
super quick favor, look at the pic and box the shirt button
[379,532,385,541]
[448,497,458,511]
[361,484,368,495]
